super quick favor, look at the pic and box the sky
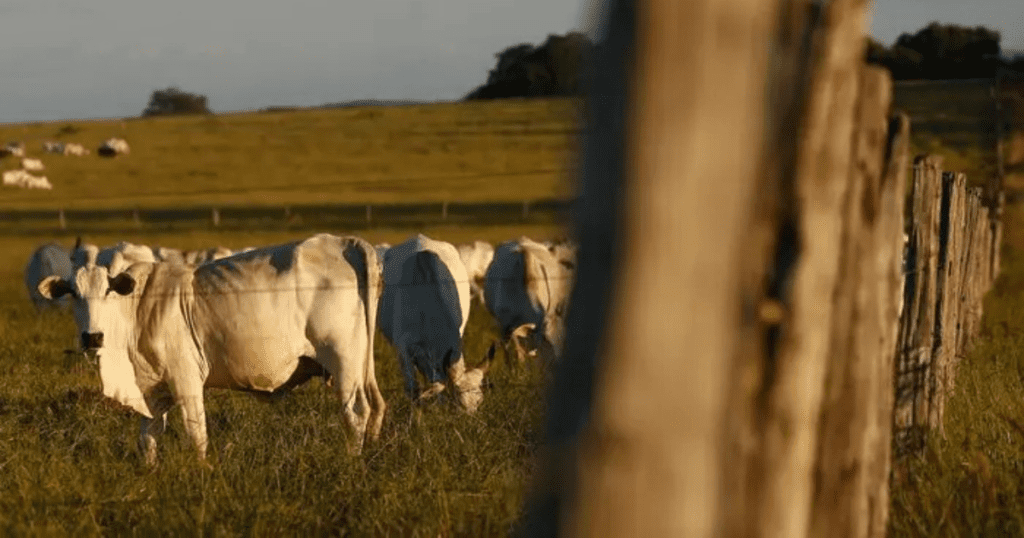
[0,0,1021,124]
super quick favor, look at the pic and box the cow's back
[380,235,469,378]
[190,234,374,391]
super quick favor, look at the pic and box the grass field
[0,225,566,535]
[887,80,1024,536]
[0,99,579,210]
[0,98,577,535]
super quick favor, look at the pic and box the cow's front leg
[139,413,167,467]
[138,391,174,467]
[173,378,209,463]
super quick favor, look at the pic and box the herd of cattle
[24,233,576,464]
[1,138,131,191]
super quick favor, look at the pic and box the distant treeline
[867,22,1024,80]
[465,32,593,100]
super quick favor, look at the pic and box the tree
[465,32,594,100]
[867,22,1006,80]
[142,87,211,117]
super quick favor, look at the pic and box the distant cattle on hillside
[2,169,52,190]
[3,142,25,158]
[98,138,130,157]
[22,158,44,171]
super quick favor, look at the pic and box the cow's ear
[108,273,136,296]
[38,276,73,300]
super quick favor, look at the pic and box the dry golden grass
[0,99,579,210]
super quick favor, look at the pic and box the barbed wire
[17,272,576,303]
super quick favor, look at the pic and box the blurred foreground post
[523,0,908,536]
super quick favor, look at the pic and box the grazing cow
[64,143,90,156]
[43,142,65,154]
[22,157,44,171]
[457,240,494,308]
[37,233,385,464]
[97,138,130,157]
[24,243,73,310]
[379,234,493,412]
[2,169,52,190]
[484,237,574,365]
[4,142,25,158]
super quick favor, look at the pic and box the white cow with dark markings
[484,237,574,365]
[37,233,385,464]
[379,234,493,412]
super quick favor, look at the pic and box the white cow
[24,243,73,310]
[37,233,385,464]
[484,237,574,365]
[64,143,90,156]
[379,234,493,412]
[43,142,65,154]
[22,158,44,171]
[4,142,25,158]
[457,240,494,308]
[2,169,52,190]
[98,138,130,157]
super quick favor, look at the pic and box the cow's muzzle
[81,332,104,350]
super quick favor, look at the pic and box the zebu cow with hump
[484,237,574,365]
[37,233,385,464]
[379,234,494,412]
[24,243,73,310]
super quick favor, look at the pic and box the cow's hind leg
[319,343,371,455]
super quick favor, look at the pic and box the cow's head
[451,343,495,413]
[38,259,138,353]
[37,251,152,418]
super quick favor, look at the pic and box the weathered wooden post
[894,155,944,454]
[523,0,898,536]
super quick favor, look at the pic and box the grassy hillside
[0,99,579,210]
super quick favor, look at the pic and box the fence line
[0,198,576,235]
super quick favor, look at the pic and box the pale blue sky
[0,0,1020,123]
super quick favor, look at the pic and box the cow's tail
[356,238,386,442]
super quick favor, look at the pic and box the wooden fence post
[894,155,944,454]
[211,208,220,227]
[809,67,908,538]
